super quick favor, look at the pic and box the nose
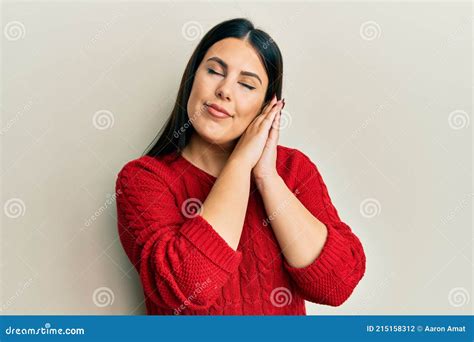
[215,82,231,101]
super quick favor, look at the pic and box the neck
[181,133,238,177]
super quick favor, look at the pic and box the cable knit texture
[115,145,366,315]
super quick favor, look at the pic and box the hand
[229,95,281,169]
[252,98,284,183]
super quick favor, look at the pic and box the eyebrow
[206,56,262,85]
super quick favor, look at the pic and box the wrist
[254,173,282,191]
[226,156,253,174]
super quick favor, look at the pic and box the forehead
[204,38,269,85]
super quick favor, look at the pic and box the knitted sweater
[115,145,366,315]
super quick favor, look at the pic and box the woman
[115,18,366,315]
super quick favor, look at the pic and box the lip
[205,102,232,118]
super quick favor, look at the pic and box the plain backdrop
[1,1,472,315]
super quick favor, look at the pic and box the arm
[256,151,366,306]
[115,158,246,312]
[199,156,252,251]
[256,175,328,269]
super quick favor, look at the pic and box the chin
[206,135,228,145]
[197,128,230,145]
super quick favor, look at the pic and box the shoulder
[276,145,323,193]
[115,154,177,189]
[276,144,316,171]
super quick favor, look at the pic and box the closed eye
[207,68,256,90]
[207,68,222,76]
[240,83,256,90]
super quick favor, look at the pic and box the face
[187,37,269,145]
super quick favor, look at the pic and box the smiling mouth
[204,103,233,119]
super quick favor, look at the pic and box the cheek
[189,71,210,98]
[190,78,204,100]
[237,100,262,121]
[188,78,209,116]
[195,70,218,92]
[229,114,259,137]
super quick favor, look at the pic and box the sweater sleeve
[115,159,243,312]
[282,150,366,307]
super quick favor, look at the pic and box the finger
[265,96,278,114]
[264,94,277,110]
[256,96,278,123]
[274,109,281,133]
[261,102,282,131]
[251,101,272,124]
[267,110,280,144]
[260,99,281,124]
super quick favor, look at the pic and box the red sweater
[115,145,366,315]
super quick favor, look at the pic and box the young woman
[115,18,366,315]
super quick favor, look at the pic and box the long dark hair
[143,18,283,158]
